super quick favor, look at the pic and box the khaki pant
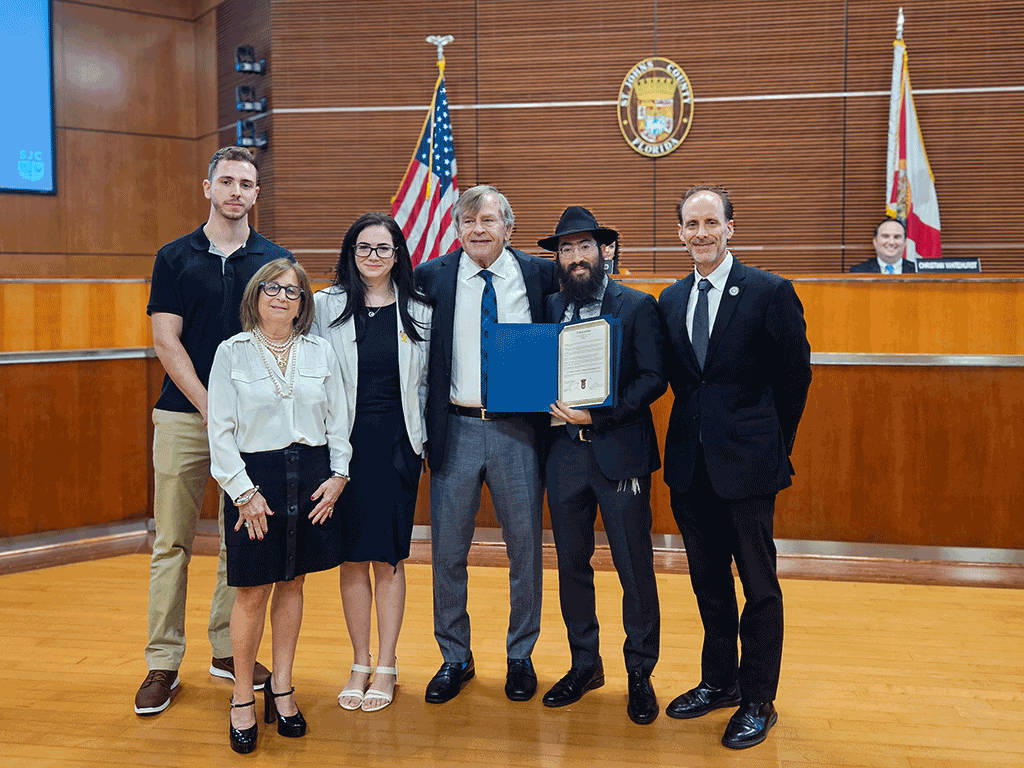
[145,409,234,670]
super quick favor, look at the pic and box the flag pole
[896,7,904,40]
[424,36,453,199]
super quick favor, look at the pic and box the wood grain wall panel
[7,276,1024,355]
[195,7,219,137]
[793,278,1024,355]
[260,0,1023,274]
[0,358,151,538]
[623,276,1024,355]
[0,282,152,352]
[270,0,476,108]
[779,364,1024,548]
[55,1,198,137]
[62,130,208,256]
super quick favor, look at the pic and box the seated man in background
[850,217,916,274]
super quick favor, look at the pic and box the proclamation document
[558,319,611,407]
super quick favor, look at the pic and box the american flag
[391,60,460,266]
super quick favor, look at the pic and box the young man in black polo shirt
[135,147,292,715]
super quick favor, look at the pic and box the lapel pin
[729,286,739,296]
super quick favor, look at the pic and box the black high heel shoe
[264,685,307,737]
[229,698,258,754]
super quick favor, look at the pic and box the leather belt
[448,404,515,421]
[567,425,592,442]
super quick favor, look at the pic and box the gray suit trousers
[429,412,544,661]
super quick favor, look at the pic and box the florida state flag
[886,15,942,261]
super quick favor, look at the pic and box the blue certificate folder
[485,316,622,413]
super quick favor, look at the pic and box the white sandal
[338,654,373,710]
[361,660,398,712]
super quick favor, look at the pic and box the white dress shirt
[450,247,532,406]
[877,257,903,274]
[686,250,734,343]
[208,331,352,501]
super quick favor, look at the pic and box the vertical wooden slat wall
[257,0,1023,279]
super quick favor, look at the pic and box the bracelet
[234,486,260,506]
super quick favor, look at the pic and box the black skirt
[338,408,420,567]
[224,443,344,587]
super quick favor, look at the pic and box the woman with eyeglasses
[208,258,352,753]
[311,212,431,713]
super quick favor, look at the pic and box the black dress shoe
[722,701,777,749]
[626,671,659,725]
[264,686,307,738]
[424,655,475,704]
[541,661,605,707]
[666,680,742,719]
[505,658,537,701]
[229,698,257,754]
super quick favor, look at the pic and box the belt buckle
[574,426,591,442]
[480,408,492,421]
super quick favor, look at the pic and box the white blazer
[311,286,431,456]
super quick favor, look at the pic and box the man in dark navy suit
[535,206,666,725]
[658,185,811,749]
[849,217,917,273]
[415,185,559,705]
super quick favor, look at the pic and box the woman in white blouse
[312,212,431,713]
[208,258,351,754]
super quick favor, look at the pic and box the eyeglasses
[260,281,303,300]
[355,244,397,259]
[558,240,598,257]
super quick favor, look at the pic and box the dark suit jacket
[658,259,812,499]
[849,258,917,273]
[545,281,667,481]
[416,246,560,470]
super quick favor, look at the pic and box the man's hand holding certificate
[483,316,621,413]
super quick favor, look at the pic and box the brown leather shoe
[134,669,179,715]
[210,656,272,690]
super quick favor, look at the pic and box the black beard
[558,256,605,305]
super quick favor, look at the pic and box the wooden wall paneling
[0,282,152,353]
[261,1,1023,274]
[194,5,219,138]
[55,1,198,137]
[780,364,1024,549]
[793,278,1024,355]
[62,130,208,257]
[0,358,151,538]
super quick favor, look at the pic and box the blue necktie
[885,264,895,274]
[693,278,711,369]
[479,270,496,407]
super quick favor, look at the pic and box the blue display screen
[0,0,55,194]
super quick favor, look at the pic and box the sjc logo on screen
[19,150,45,182]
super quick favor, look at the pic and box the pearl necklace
[253,326,297,372]
[252,329,298,398]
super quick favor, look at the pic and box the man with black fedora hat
[537,206,666,724]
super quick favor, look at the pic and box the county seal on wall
[618,57,694,157]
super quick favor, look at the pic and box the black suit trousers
[670,451,783,702]
[546,431,660,675]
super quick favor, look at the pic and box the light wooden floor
[2,554,1022,767]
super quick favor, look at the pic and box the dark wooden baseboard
[3,523,1022,589]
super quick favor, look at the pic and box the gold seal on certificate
[558,319,612,407]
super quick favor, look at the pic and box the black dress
[338,303,421,566]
